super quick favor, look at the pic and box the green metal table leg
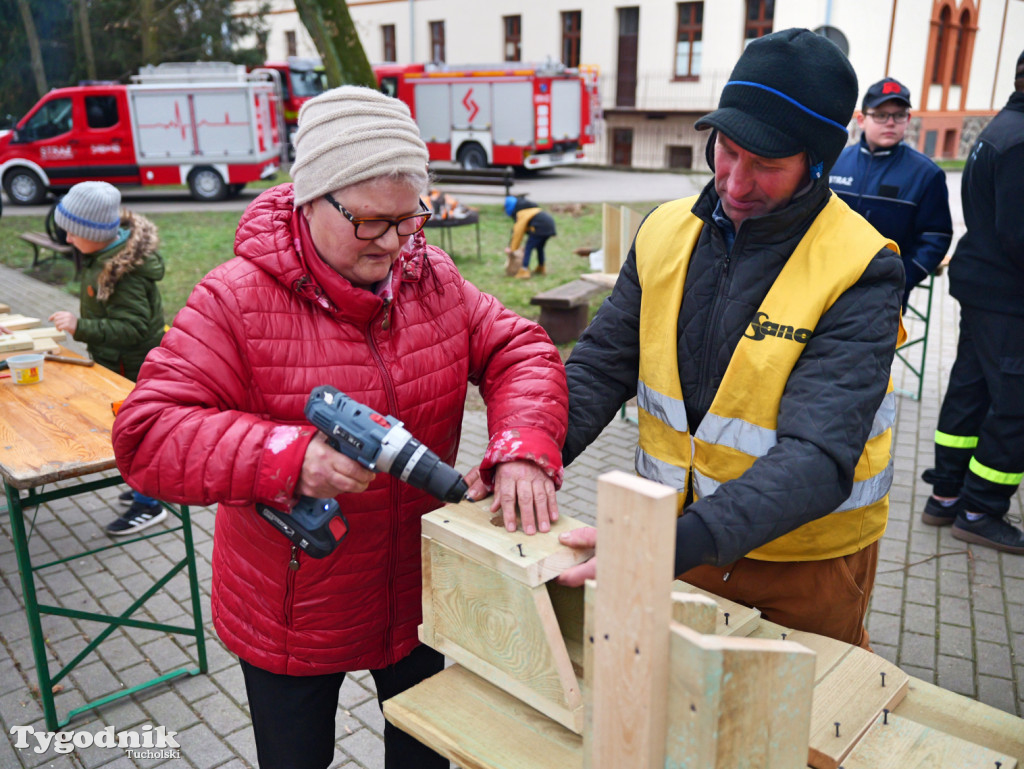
[5,482,59,729]
[180,504,208,674]
[895,273,936,401]
[3,479,208,729]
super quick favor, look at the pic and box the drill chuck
[377,423,468,502]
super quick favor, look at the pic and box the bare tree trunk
[294,0,376,89]
[16,0,47,98]
[78,0,97,81]
[140,0,159,65]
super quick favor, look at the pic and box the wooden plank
[421,497,593,588]
[0,327,65,352]
[842,712,1017,769]
[22,327,66,341]
[807,644,909,769]
[775,630,854,686]
[31,338,60,352]
[19,232,74,254]
[547,581,586,676]
[391,579,1024,769]
[383,665,583,769]
[589,471,677,769]
[425,539,583,732]
[583,580,596,742]
[894,676,1024,761]
[665,622,816,769]
[578,272,617,290]
[748,619,1024,762]
[530,279,604,309]
[671,580,762,637]
[619,205,644,268]
[0,303,10,314]
[670,592,718,635]
[419,534,435,644]
[0,314,41,331]
[0,333,34,352]
[602,203,622,274]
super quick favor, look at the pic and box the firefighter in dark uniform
[920,50,1024,554]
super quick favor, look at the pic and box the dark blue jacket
[830,138,952,307]
[948,91,1024,317]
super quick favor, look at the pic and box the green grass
[0,198,660,338]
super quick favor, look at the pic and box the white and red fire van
[0,62,283,204]
[373,61,600,170]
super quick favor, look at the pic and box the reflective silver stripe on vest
[691,468,718,501]
[869,391,896,440]
[694,393,895,465]
[695,412,777,456]
[635,446,689,493]
[694,459,893,510]
[834,459,894,511]
[637,381,688,432]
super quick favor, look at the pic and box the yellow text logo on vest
[744,312,812,343]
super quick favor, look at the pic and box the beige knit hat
[291,86,429,207]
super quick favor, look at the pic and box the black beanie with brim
[696,28,857,177]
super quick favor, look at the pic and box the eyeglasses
[865,110,910,124]
[324,193,432,240]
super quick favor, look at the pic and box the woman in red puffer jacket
[112,86,567,769]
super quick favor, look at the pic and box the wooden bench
[20,232,80,275]
[431,166,515,197]
[530,279,607,344]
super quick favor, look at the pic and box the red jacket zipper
[284,545,299,627]
[367,308,401,666]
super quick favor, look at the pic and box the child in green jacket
[48,181,167,536]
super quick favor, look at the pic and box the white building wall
[971,0,1024,110]
[234,0,1024,166]
[881,0,932,97]
[236,0,317,60]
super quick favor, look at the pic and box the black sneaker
[118,489,135,504]
[921,496,959,526]
[105,502,167,536]
[951,513,1024,554]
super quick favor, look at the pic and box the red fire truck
[373,62,600,170]
[0,62,283,205]
[261,57,327,152]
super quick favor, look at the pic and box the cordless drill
[257,385,469,558]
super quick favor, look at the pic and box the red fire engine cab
[373,61,600,170]
[261,57,327,152]
[0,62,283,205]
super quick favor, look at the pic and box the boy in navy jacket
[830,78,952,311]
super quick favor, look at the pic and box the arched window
[952,7,973,86]
[923,0,977,112]
[931,4,952,84]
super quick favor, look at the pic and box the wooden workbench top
[0,349,132,489]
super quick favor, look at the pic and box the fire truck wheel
[188,167,229,202]
[457,144,488,170]
[3,168,48,205]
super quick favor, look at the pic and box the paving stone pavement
[0,251,1021,767]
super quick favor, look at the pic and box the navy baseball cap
[863,78,912,111]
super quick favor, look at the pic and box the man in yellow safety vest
[556,28,905,649]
